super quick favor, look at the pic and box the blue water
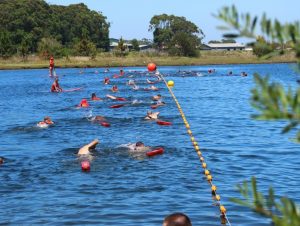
[0,64,299,225]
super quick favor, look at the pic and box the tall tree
[149,14,204,56]
[0,0,110,56]
[131,39,140,51]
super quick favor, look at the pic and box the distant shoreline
[0,51,297,70]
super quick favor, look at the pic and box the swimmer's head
[91,93,96,98]
[136,141,144,147]
[0,157,4,165]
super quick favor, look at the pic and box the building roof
[206,43,245,48]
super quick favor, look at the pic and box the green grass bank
[0,50,297,70]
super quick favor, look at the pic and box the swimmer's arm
[78,139,99,155]
[86,139,99,150]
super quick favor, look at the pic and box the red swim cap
[81,160,90,171]
[80,99,89,107]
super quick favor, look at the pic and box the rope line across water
[157,71,232,226]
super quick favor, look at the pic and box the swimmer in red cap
[111,85,118,92]
[37,116,54,128]
[104,77,110,85]
[51,77,62,92]
[79,99,90,108]
[0,157,4,165]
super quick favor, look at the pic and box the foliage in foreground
[216,5,300,142]
[251,74,300,141]
[231,177,300,226]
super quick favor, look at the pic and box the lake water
[0,63,299,225]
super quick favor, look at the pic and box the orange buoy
[147,63,157,72]
[81,160,90,171]
[156,120,172,126]
[146,147,164,157]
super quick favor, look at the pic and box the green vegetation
[216,5,300,141]
[231,177,300,226]
[0,0,109,58]
[149,14,204,57]
[216,5,300,226]
[0,50,296,70]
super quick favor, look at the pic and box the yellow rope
[158,72,231,226]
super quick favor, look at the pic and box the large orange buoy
[147,63,157,72]
[81,160,90,171]
[146,147,164,157]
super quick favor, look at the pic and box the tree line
[0,0,207,59]
[0,0,110,58]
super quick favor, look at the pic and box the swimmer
[51,77,62,92]
[228,71,233,76]
[106,94,117,100]
[122,142,151,152]
[145,111,159,120]
[111,85,118,92]
[104,77,110,85]
[0,157,4,165]
[37,116,54,128]
[87,115,106,122]
[78,139,99,155]
[163,213,192,226]
[127,79,136,86]
[152,94,162,101]
[104,68,109,73]
[146,78,156,84]
[149,85,159,91]
[120,69,124,76]
[241,72,248,77]
[151,101,165,109]
[78,99,90,108]
[91,93,102,101]
[132,84,140,90]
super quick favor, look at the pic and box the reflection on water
[0,64,299,225]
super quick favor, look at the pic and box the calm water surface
[0,63,299,225]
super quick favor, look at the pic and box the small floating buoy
[100,121,110,127]
[110,104,124,108]
[146,147,164,157]
[156,120,172,126]
[147,62,157,72]
[167,80,174,87]
[81,160,90,171]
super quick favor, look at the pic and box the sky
[48,0,300,44]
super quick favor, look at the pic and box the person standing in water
[49,55,55,76]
